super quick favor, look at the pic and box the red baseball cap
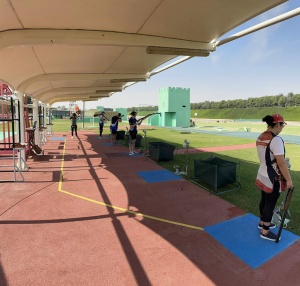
[272,114,286,124]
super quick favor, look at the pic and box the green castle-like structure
[149,87,191,127]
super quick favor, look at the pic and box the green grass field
[52,118,300,236]
[192,106,300,121]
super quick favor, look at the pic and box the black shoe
[258,222,276,229]
[260,231,280,242]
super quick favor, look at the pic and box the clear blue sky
[57,1,300,110]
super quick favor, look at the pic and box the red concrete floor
[0,131,299,286]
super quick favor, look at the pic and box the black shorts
[129,130,137,140]
[111,130,117,135]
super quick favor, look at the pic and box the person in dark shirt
[98,111,106,138]
[70,113,78,138]
[128,111,139,155]
[110,113,122,144]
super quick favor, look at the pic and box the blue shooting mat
[105,152,141,157]
[137,169,183,183]
[102,142,122,146]
[128,152,141,157]
[204,213,299,269]
[105,153,130,157]
[50,137,66,141]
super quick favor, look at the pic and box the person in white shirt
[255,114,293,241]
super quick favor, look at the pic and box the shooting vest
[255,131,286,193]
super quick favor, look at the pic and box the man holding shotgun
[110,113,122,144]
[255,114,293,242]
[128,111,160,155]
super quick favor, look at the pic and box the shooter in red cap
[255,114,293,241]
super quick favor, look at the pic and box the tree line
[191,92,300,109]
[130,92,300,111]
[128,106,158,112]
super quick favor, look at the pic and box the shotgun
[276,187,294,243]
[137,112,161,124]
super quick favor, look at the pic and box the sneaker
[129,152,134,155]
[133,151,137,154]
[71,136,73,139]
[258,222,276,229]
[260,231,280,242]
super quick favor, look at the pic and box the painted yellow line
[58,139,203,231]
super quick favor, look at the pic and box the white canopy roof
[0,0,293,105]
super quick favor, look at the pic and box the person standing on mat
[255,114,293,241]
[98,111,106,139]
[128,111,139,155]
[110,113,122,144]
[70,112,78,139]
